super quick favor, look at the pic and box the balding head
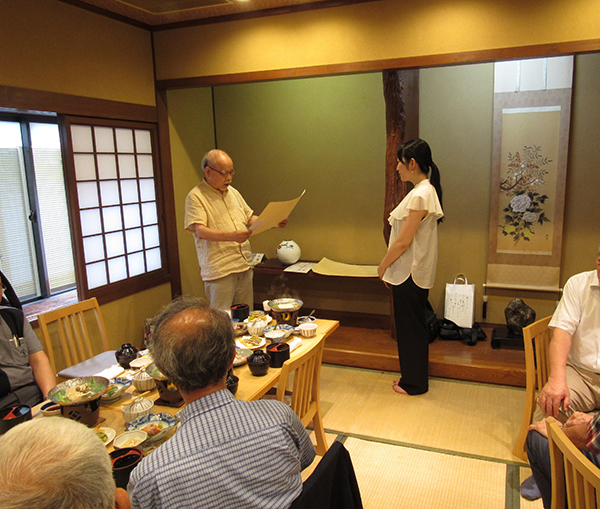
[148,297,235,393]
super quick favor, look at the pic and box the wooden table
[34,318,339,451]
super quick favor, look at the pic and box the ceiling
[62,0,371,29]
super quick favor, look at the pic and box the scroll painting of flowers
[499,145,551,245]
[496,108,561,255]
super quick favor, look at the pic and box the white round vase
[276,240,301,265]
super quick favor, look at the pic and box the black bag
[438,318,487,346]
[425,300,440,344]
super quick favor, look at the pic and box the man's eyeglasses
[207,165,236,177]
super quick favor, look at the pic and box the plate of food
[245,311,271,324]
[126,413,178,444]
[101,377,132,402]
[233,322,247,337]
[236,336,266,350]
[263,324,295,339]
[96,427,116,447]
[234,347,252,366]
[48,376,109,406]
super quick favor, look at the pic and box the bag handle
[453,273,469,285]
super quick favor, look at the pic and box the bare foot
[392,385,409,395]
[392,379,400,387]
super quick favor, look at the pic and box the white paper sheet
[249,190,305,236]
[284,262,317,273]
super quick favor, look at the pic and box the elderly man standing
[185,149,287,311]
[0,417,131,509]
[128,297,315,509]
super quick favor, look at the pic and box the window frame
[60,115,171,302]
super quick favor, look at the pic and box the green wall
[169,55,600,322]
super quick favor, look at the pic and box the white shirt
[383,179,443,289]
[549,270,600,372]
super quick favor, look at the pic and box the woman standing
[377,139,444,395]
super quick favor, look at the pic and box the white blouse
[383,179,444,289]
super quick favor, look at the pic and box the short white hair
[0,417,116,509]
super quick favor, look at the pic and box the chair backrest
[37,298,111,374]
[512,315,553,460]
[547,417,600,509]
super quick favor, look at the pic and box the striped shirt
[128,389,315,509]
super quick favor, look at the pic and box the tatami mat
[307,364,547,508]
[319,365,527,463]
[345,436,507,509]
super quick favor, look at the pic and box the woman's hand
[377,265,389,288]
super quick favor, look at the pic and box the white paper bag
[444,274,476,328]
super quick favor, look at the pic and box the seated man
[522,244,600,500]
[1,285,56,411]
[535,244,600,422]
[0,416,131,509]
[527,412,600,509]
[128,297,316,509]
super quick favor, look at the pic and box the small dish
[96,426,116,447]
[247,320,268,336]
[40,401,61,417]
[236,336,266,350]
[114,429,148,449]
[233,322,247,337]
[264,324,294,339]
[126,413,178,444]
[233,347,252,366]
[130,356,153,369]
[297,315,316,324]
[101,378,131,402]
[264,329,286,343]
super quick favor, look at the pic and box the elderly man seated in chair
[128,296,315,509]
[522,243,600,501]
[527,412,600,508]
[0,276,56,411]
[0,417,131,509]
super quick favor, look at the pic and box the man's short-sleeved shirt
[128,389,316,509]
[185,180,254,281]
[550,270,600,372]
[0,308,43,390]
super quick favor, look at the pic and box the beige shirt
[383,179,444,289]
[185,180,254,281]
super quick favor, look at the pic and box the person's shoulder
[566,270,596,286]
[243,398,296,420]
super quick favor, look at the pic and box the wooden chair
[276,335,328,456]
[37,298,115,379]
[513,315,553,460]
[547,417,600,509]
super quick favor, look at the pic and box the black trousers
[392,276,429,395]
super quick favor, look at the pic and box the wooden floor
[323,323,527,388]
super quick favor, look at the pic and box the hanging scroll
[486,57,573,293]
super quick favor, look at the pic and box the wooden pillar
[383,70,419,339]
[382,69,419,244]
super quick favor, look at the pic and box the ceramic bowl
[132,370,156,392]
[126,413,178,444]
[297,315,316,324]
[247,321,267,336]
[264,329,287,343]
[298,323,318,338]
[40,401,62,417]
[121,396,154,423]
[114,429,148,449]
[226,373,239,395]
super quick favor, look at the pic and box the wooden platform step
[323,324,527,388]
